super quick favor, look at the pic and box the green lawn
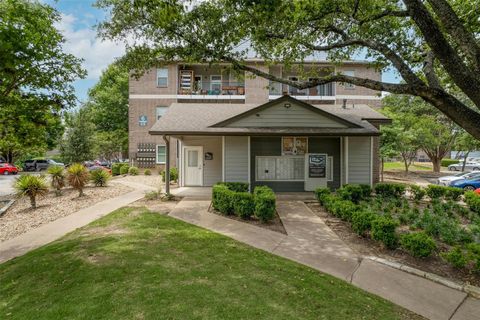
[384,161,434,171]
[0,207,420,320]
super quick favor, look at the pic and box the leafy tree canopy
[97,0,480,138]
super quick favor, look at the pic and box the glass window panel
[187,150,198,167]
[156,106,168,120]
[157,146,166,164]
[156,68,168,87]
[343,70,355,89]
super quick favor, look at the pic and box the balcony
[269,81,335,101]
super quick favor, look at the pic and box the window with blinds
[256,156,305,181]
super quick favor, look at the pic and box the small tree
[67,163,90,197]
[455,132,480,171]
[60,110,95,164]
[47,165,65,196]
[14,175,49,209]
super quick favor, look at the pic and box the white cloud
[55,13,125,80]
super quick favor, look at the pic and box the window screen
[157,145,166,164]
[157,68,168,87]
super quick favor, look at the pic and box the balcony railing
[178,81,245,96]
[269,82,335,97]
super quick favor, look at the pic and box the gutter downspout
[163,135,170,195]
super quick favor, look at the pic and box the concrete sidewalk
[168,199,478,320]
[0,182,155,264]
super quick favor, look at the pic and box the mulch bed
[306,201,480,287]
[208,206,287,235]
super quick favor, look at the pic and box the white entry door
[184,146,203,186]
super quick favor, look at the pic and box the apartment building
[129,60,388,191]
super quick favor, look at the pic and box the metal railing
[178,81,245,96]
[269,81,335,96]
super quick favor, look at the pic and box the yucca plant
[90,169,111,187]
[14,175,49,209]
[47,165,65,196]
[67,163,90,197]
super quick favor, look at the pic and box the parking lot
[0,174,16,197]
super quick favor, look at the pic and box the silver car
[437,171,480,186]
[447,162,480,172]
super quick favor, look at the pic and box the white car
[437,171,480,186]
[447,162,480,172]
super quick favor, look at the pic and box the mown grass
[0,207,421,320]
[384,161,434,171]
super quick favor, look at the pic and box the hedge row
[465,191,480,213]
[441,159,460,167]
[112,163,129,176]
[212,183,276,222]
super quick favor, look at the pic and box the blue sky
[47,0,399,103]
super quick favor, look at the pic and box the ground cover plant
[315,183,480,275]
[0,207,420,320]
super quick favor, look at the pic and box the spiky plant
[14,175,49,209]
[47,165,65,196]
[90,169,111,187]
[67,163,90,197]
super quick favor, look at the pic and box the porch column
[163,135,170,195]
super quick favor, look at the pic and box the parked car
[447,161,480,172]
[475,188,480,195]
[87,165,112,175]
[24,159,64,172]
[450,177,480,191]
[437,171,480,186]
[0,163,18,175]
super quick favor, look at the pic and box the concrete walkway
[0,181,155,264]
[169,199,478,320]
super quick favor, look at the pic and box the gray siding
[347,136,371,184]
[228,102,347,128]
[182,136,222,186]
[225,136,249,183]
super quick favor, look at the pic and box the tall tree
[83,63,129,159]
[60,111,95,164]
[0,0,86,162]
[97,0,480,138]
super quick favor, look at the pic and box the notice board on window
[308,154,326,178]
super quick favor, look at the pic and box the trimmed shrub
[218,182,249,193]
[212,184,234,214]
[14,175,49,209]
[351,210,377,236]
[112,163,128,176]
[253,186,276,222]
[144,169,151,176]
[371,216,399,249]
[145,190,160,200]
[426,185,447,199]
[232,192,255,219]
[161,167,179,182]
[464,191,480,213]
[329,199,358,221]
[128,166,139,175]
[90,169,111,187]
[444,187,463,201]
[119,165,130,175]
[47,165,65,196]
[441,246,467,268]
[314,187,331,205]
[337,184,370,204]
[322,194,338,212]
[400,232,436,258]
[67,163,90,197]
[409,185,426,201]
[374,183,406,199]
[441,159,459,167]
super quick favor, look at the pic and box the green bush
[322,194,338,212]
[119,165,130,175]
[374,183,406,199]
[441,246,467,268]
[128,166,139,175]
[218,182,249,193]
[145,190,160,200]
[400,232,436,258]
[314,187,331,205]
[212,184,234,214]
[425,185,447,199]
[441,159,459,167]
[161,167,179,182]
[90,169,111,187]
[465,191,480,213]
[112,163,129,176]
[330,199,358,221]
[444,187,463,201]
[371,216,399,249]
[351,210,377,236]
[232,192,255,219]
[409,185,426,201]
[144,169,151,176]
[253,186,276,223]
[337,184,371,204]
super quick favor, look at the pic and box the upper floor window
[343,70,355,89]
[210,75,222,92]
[288,77,307,95]
[156,68,168,87]
[156,106,168,120]
[139,115,148,127]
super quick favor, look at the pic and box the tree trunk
[462,151,470,172]
[30,195,36,209]
[432,158,441,172]
[381,157,384,182]
[403,158,409,174]
[79,188,84,197]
